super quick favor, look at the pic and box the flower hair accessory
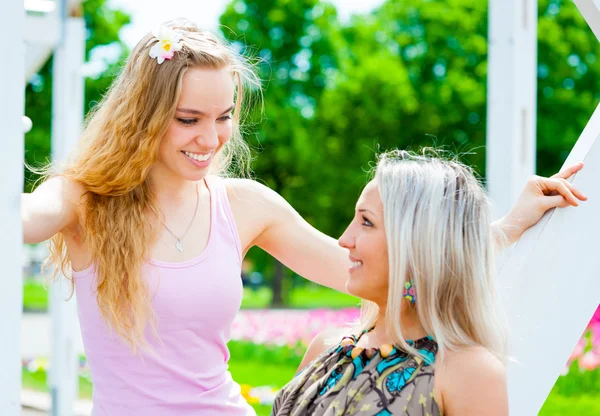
[148,26,183,64]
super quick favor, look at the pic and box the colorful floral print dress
[272,332,441,416]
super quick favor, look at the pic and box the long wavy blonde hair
[356,150,508,363]
[43,20,260,352]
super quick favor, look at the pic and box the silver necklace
[160,183,199,252]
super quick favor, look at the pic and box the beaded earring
[403,281,416,304]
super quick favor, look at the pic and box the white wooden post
[486,0,538,219]
[49,16,85,416]
[500,2,600,414]
[501,105,600,415]
[0,2,25,415]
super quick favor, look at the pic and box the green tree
[24,0,130,191]
[307,0,490,236]
[220,0,596,307]
[536,0,600,176]
[306,0,597,237]
[220,0,345,306]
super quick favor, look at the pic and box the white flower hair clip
[148,26,183,64]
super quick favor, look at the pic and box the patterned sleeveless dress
[272,331,441,416]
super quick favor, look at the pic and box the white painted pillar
[486,0,538,219]
[501,104,600,415]
[500,2,600,414]
[0,3,25,415]
[49,17,85,416]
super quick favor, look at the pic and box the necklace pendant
[176,240,184,252]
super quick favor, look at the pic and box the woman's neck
[149,164,200,202]
[360,303,428,347]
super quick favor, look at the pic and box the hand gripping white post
[502,88,600,415]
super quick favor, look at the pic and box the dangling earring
[403,281,416,304]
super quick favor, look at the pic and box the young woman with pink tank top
[21,19,585,416]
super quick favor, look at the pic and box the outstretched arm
[227,162,587,294]
[226,178,350,293]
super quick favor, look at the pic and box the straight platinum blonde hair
[356,150,508,363]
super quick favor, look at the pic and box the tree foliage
[217,0,597,302]
[219,0,596,238]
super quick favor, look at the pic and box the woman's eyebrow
[176,105,234,116]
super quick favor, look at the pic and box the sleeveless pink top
[73,176,255,416]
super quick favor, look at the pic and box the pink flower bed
[565,305,600,373]
[231,305,600,374]
[231,308,360,346]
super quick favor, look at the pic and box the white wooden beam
[25,43,55,82]
[486,0,538,219]
[573,0,600,41]
[24,0,84,82]
[24,13,61,46]
[48,16,85,416]
[501,102,600,414]
[25,0,56,13]
[24,6,59,80]
[0,2,25,415]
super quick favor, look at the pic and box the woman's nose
[338,225,355,249]
[196,122,219,149]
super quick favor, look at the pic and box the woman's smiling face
[338,180,389,305]
[155,66,235,181]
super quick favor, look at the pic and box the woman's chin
[345,279,366,299]
[346,280,386,305]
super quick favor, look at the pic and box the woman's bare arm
[226,178,350,293]
[22,176,83,244]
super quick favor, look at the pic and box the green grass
[240,285,359,309]
[228,358,297,387]
[228,340,305,367]
[240,287,273,309]
[288,285,359,309]
[547,361,600,397]
[23,279,49,311]
[22,368,93,399]
[229,358,296,416]
[540,392,600,415]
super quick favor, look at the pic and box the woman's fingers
[551,162,584,180]
[560,177,588,201]
[543,194,572,210]
[553,177,588,201]
[539,178,582,207]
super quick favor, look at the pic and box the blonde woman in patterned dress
[272,150,584,416]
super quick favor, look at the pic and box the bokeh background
[21,1,600,415]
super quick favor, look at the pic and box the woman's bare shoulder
[296,328,351,374]
[222,177,277,204]
[435,346,508,416]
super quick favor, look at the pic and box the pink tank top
[73,176,255,416]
